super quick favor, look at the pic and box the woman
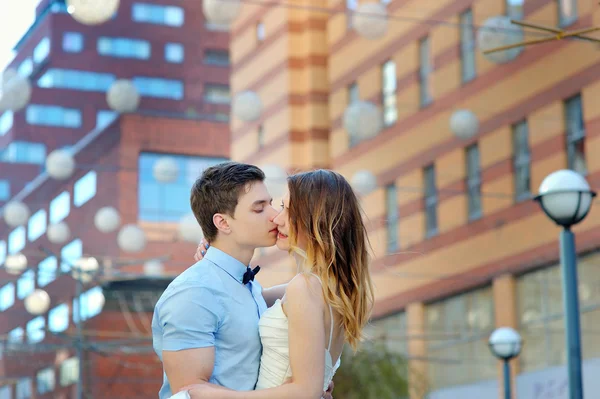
[187,169,374,398]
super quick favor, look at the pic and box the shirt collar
[203,246,248,284]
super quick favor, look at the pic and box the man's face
[228,181,279,249]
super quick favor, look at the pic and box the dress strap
[309,273,335,352]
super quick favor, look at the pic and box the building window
[364,311,407,354]
[346,0,357,28]
[0,283,15,311]
[50,191,70,224]
[564,94,586,175]
[0,111,13,135]
[0,240,6,266]
[466,144,482,220]
[506,0,524,20]
[38,256,58,287]
[33,37,50,64]
[60,239,82,273]
[63,32,84,53]
[97,36,151,59]
[26,105,82,128]
[8,226,26,254]
[60,357,79,386]
[18,58,33,77]
[16,378,32,399]
[348,82,360,105]
[26,316,45,344]
[203,84,231,104]
[204,49,230,66]
[381,60,397,127]
[38,68,116,92]
[8,327,24,347]
[424,164,438,237]
[512,120,531,202]
[165,43,184,63]
[419,36,433,106]
[37,367,55,395]
[460,9,476,83]
[385,183,399,253]
[138,152,228,221]
[132,3,184,27]
[78,286,105,321]
[426,286,496,390]
[0,179,9,201]
[0,386,11,398]
[558,0,577,26]
[74,171,97,207]
[28,209,47,242]
[132,76,184,100]
[96,110,118,129]
[256,22,265,43]
[17,270,35,300]
[257,125,265,149]
[0,141,46,164]
[49,303,69,333]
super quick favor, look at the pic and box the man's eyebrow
[251,199,270,206]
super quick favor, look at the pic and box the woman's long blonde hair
[287,169,374,351]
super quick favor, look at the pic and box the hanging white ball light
[153,157,179,183]
[144,259,165,277]
[233,91,262,122]
[47,222,71,244]
[261,164,288,199]
[203,0,242,26]
[46,149,76,180]
[72,257,99,284]
[107,79,140,113]
[4,253,27,275]
[477,16,524,64]
[178,213,204,243]
[343,101,383,144]
[94,206,121,233]
[0,69,32,112]
[353,2,389,40]
[117,224,146,253]
[24,289,51,315]
[449,109,479,140]
[3,201,30,227]
[66,0,120,25]
[351,170,378,196]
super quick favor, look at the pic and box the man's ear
[213,213,231,235]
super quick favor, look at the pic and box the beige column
[406,302,429,399]
[493,274,519,399]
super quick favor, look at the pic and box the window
[346,0,357,28]
[0,180,9,201]
[165,43,184,63]
[8,327,24,346]
[385,183,399,253]
[426,287,496,390]
[49,303,69,333]
[16,378,31,399]
[17,270,35,300]
[138,152,228,221]
[33,37,50,64]
[256,22,265,43]
[18,58,33,77]
[365,311,407,354]
[63,31,84,52]
[203,84,230,104]
[558,0,577,26]
[564,94,586,175]
[97,37,151,59]
[60,239,82,273]
[460,9,476,83]
[0,111,14,135]
[96,110,118,129]
[26,316,45,344]
[381,60,397,127]
[257,125,265,149]
[38,256,58,287]
[28,209,47,242]
[60,357,79,386]
[348,82,360,104]
[79,286,105,321]
[38,69,116,92]
[466,144,482,220]
[506,0,524,20]
[0,386,11,398]
[8,226,26,254]
[50,191,70,224]
[0,141,46,164]
[0,283,15,311]
[419,36,433,106]
[37,367,55,394]
[512,120,531,202]
[132,3,184,26]
[424,164,438,237]
[74,171,97,207]
[26,105,82,128]
[132,76,184,100]
[0,240,6,268]
[204,49,230,66]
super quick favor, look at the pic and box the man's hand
[323,380,334,399]
[194,239,210,261]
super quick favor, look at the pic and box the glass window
[8,226,26,254]
[0,179,9,201]
[50,191,70,224]
[466,144,482,220]
[0,111,14,135]
[558,0,577,26]
[74,171,97,207]
[506,0,524,20]
[0,141,46,164]
[60,239,82,273]
[348,82,359,104]
[60,357,79,386]
[97,37,151,60]
[38,69,116,92]
[365,311,407,354]
[26,104,82,128]
[132,3,184,26]
[16,378,31,399]
[460,9,476,83]
[33,37,50,64]
[165,43,184,63]
[28,209,47,242]
[381,60,397,127]
[0,283,15,311]
[80,286,104,321]
[49,303,69,333]
[346,0,357,28]
[17,270,35,300]
[38,256,58,287]
[0,240,5,266]
[424,164,438,237]
[132,76,184,100]
[18,58,33,77]
[96,110,118,129]
[203,84,230,104]
[0,386,11,398]
[8,327,24,346]
[37,367,55,394]
[564,94,586,175]
[385,183,398,253]
[419,36,433,106]
[512,120,531,202]
[256,22,265,42]
[63,31,84,53]
[138,152,228,221]
[26,316,45,344]
[204,49,230,66]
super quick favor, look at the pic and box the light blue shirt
[152,247,268,398]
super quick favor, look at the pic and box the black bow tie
[243,266,260,285]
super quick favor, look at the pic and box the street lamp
[534,169,596,399]
[489,327,522,399]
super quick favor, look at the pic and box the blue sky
[0,0,39,69]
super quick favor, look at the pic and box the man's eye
[254,209,264,213]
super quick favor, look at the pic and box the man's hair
[190,162,265,242]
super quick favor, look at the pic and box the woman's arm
[188,274,327,399]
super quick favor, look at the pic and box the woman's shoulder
[285,272,326,306]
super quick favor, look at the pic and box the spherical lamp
[107,79,140,113]
[66,0,120,25]
[351,170,377,196]
[153,157,179,183]
[46,149,76,180]
[4,253,27,275]
[178,213,204,243]
[94,207,121,233]
[47,222,71,244]
[449,109,479,140]
[203,0,242,26]
[261,164,288,198]
[489,327,522,361]
[352,2,388,40]
[477,16,524,64]
[117,224,146,253]
[343,101,383,143]
[233,91,262,122]
[24,289,51,315]
[3,201,30,227]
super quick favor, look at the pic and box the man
[152,162,333,398]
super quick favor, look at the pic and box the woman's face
[273,191,307,252]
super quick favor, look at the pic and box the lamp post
[489,327,522,399]
[534,169,596,399]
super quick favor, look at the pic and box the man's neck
[210,239,255,266]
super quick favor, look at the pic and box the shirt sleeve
[158,284,224,351]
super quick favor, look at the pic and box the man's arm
[164,347,214,393]
[261,283,287,307]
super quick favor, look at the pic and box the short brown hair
[190,162,265,242]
